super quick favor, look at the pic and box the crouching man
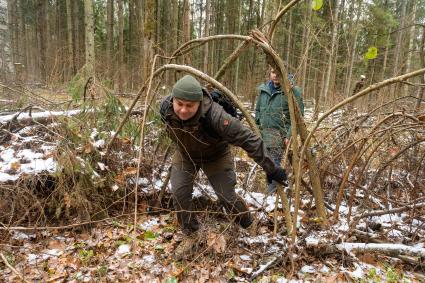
[160,75,287,258]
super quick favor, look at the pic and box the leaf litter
[1,107,424,282]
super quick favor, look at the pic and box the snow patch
[300,265,316,273]
[140,218,159,231]
[116,244,131,255]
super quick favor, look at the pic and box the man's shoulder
[292,86,303,97]
[159,95,173,118]
[258,82,269,91]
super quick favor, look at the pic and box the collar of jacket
[258,81,283,97]
[166,89,213,127]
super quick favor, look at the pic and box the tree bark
[344,0,362,98]
[66,0,74,79]
[36,0,47,82]
[390,0,407,99]
[183,0,191,65]
[117,0,124,91]
[300,2,312,93]
[135,0,144,83]
[106,0,114,83]
[403,0,418,97]
[0,0,12,80]
[84,0,95,76]
[203,0,210,74]
[322,0,340,103]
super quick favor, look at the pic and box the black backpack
[210,89,242,119]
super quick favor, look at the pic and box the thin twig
[0,252,30,283]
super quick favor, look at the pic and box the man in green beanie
[160,74,287,259]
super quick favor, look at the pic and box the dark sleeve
[159,95,172,121]
[209,104,278,175]
[255,90,261,125]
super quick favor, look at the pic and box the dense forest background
[1,0,425,111]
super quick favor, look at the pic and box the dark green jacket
[160,90,278,175]
[255,82,304,148]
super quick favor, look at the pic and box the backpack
[210,89,242,119]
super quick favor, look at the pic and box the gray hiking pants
[170,150,252,233]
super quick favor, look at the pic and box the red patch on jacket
[223,119,229,126]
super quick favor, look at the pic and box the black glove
[267,167,288,185]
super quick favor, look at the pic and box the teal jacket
[255,81,304,148]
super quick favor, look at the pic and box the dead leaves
[207,232,226,254]
[10,160,21,171]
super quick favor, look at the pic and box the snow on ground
[0,110,85,182]
[0,109,82,123]
[0,126,57,182]
[1,108,424,281]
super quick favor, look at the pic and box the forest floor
[1,87,425,282]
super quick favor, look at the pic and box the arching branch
[171,35,250,57]
[268,0,302,44]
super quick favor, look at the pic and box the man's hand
[268,167,288,185]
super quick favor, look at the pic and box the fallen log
[336,242,425,258]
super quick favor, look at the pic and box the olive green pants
[170,150,252,233]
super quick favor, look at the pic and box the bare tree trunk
[106,0,114,84]
[129,0,136,89]
[313,54,327,120]
[234,2,242,94]
[183,0,191,65]
[66,0,74,79]
[155,0,161,49]
[403,0,417,97]
[36,0,47,82]
[285,10,292,69]
[18,0,27,80]
[6,0,18,65]
[117,0,124,91]
[0,0,12,80]
[135,0,144,84]
[390,0,407,99]
[84,0,95,76]
[161,0,171,81]
[72,0,80,71]
[198,0,203,39]
[224,0,238,88]
[344,0,362,98]
[168,0,178,84]
[213,0,223,73]
[415,27,425,112]
[322,0,340,104]
[300,2,312,92]
[143,0,155,81]
[203,0,210,74]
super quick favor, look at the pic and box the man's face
[173,98,200,121]
[270,69,280,86]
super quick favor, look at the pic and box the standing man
[352,74,366,95]
[255,67,304,193]
[160,75,287,257]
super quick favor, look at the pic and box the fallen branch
[0,252,30,283]
[353,202,425,221]
[250,251,285,280]
[337,242,425,258]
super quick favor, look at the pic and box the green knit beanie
[172,75,203,101]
